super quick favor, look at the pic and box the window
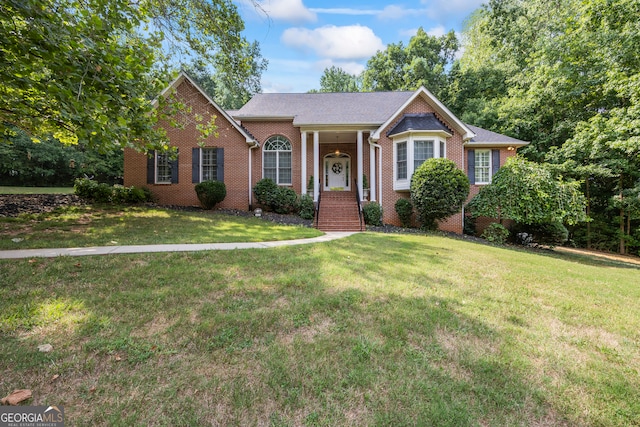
[414,140,434,170]
[397,141,407,180]
[201,148,217,181]
[263,135,292,185]
[475,150,491,184]
[393,135,446,191]
[147,150,178,184]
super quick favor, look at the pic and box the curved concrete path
[0,232,357,259]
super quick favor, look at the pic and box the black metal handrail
[354,179,364,231]
[314,190,321,228]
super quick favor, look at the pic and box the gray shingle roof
[234,91,414,126]
[466,124,527,145]
[387,113,452,136]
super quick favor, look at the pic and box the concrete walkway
[0,232,358,259]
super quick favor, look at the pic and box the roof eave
[464,141,529,148]
[388,129,453,139]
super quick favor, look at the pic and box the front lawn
[0,205,321,249]
[1,232,638,426]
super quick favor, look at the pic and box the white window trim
[475,149,492,185]
[262,135,292,185]
[155,152,171,184]
[200,147,217,183]
[393,133,447,191]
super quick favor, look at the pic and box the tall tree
[362,28,458,97]
[0,0,258,152]
[316,66,361,93]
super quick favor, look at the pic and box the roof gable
[156,71,258,146]
[387,113,452,136]
[372,87,474,141]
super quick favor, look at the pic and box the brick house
[124,72,528,233]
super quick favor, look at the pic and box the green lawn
[0,186,74,194]
[0,205,321,249]
[1,229,638,426]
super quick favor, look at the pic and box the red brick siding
[124,79,251,210]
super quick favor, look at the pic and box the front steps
[316,192,363,232]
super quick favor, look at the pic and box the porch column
[369,143,376,201]
[313,131,319,201]
[301,131,307,195]
[357,130,363,199]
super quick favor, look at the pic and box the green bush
[362,202,382,226]
[298,194,315,220]
[273,187,298,214]
[515,222,569,247]
[481,222,510,245]
[410,158,470,229]
[394,198,414,228]
[74,178,152,204]
[253,178,279,210]
[195,180,227,209]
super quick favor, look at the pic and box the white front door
[324,156,350,190]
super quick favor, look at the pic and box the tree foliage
[0,0,259,152]
[316,66,361,93]
[410,158,469,229]
[467,156,588,226]
[362,28,458,97]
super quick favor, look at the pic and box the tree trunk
[619,207,626,255]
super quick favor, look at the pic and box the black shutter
[467,149,475,185]
[170,149,179,184]
[491,149,500,178]
[192,148,200,183]
[216,148,224,182]
[147,152,155,184]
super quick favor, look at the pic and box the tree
[467,156,588,226]
[316,67,361,93]
[410,158,470,229]
[186,42,268,110]
[0,0,258,152]
[362,28,458,97]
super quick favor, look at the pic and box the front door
[324,155,350,191]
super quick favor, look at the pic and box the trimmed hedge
[74,178,152,203]
[363,202,383,226]
[195,180,227,210]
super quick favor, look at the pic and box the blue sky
[235,0,486,93]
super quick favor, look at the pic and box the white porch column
[357,130,363,199]
[313,131,319,201]
[301,131,307,195]
[369,142,376,201]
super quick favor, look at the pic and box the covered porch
[300,129,380,205]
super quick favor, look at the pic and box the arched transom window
[263,135,292,185]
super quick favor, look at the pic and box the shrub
[253,178,279,210]
[514,222,569,247]
[195,180,227,209]
[481,222,510,245]
[273,186,298,214]
[74,178,152,204]
[394,198,414,228]
[362,202,382,226]
[410,158,470,229]
[74,178,97,199]
[298,194,315,220]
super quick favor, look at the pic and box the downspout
[368,137,382,206]
[249,143,258,210]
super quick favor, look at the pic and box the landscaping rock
[38,344,53,353]
[0,194,84,217]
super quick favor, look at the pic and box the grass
[0,205,321,249]
[1,230,639,426]
[0,186,74,194]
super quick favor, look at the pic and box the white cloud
[426,25,447,37]
[281,25,385,60]
[251,0,317,23]
[315,59,366,76]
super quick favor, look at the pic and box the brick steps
[316,192,363,232]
